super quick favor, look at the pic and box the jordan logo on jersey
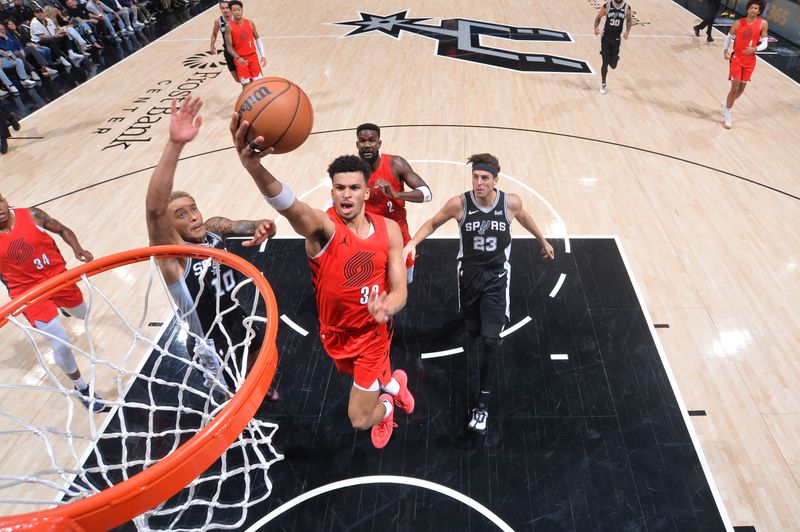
[343,251,376,287]
[335,11,592,74]
[7,238,33,265]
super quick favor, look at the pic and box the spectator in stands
[118,0,154,26]
[0,29,39,89]
[0,66,21,95]
[101,0,143,34]
[85,0,130,36]
[6,0,33,26]
[44,5,102,50]
[78,0,122,42]
[61,0,107,48]
[0,22,56,80]
[30,7,87,66]
[4,18,71,69]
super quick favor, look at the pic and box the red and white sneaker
[371,394,397,449]
[391,369,415,414]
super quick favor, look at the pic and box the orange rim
[0,245,279,531]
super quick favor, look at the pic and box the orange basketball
[234,77,314,154]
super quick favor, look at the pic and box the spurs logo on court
[335,11,592,74]
[183,50,225,70]
[342,251,376,287]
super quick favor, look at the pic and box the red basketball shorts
[235,53,262,80]
[320,323,392,389]
[729,56,755,82]
[14,283,84,325]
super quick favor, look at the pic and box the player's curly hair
[467,153,501,174]
[327,155,372,183]
[228,0,243,8]
[746,0,764,11]
[356,123,381,137]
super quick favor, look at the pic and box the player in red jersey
[230,115,415,449]
[0,194,106,412]
[224,0,266,86]
[356,123,432,282]
[721,0,768,129]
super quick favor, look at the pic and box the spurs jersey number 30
[458,190,512,271]
[603,1,628,40]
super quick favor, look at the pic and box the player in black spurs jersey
[404,153,555,434]
[594,0,633,95]
[146,96,279,399]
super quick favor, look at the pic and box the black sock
[477,391,491,411]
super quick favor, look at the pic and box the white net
[0,250,282,530]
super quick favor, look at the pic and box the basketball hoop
[0,245,281,530]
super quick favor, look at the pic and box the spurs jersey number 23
[458,190,512,271]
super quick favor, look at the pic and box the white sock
[35,317,80,376]
[64,302,88,320]
[382,378,400,396]
[381,398,393,419]
[74,377,88,390]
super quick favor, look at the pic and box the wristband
[263,184,295,211]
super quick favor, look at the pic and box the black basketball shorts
[458,267,509,338]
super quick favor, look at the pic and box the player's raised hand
[230,113,274,171]
[242,219,276,247]
[170,95,203,144]
[368,285,391,323]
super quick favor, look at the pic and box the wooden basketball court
[2,0,800,529]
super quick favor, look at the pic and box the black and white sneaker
[76,386,109,413]
[468,408,488,434]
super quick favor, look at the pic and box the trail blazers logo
[343,251,376,287]
[336,11,592,74]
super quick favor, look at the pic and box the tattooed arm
[204,217,277,247]
[29,207,94,262]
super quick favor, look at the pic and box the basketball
[234,77,314,154]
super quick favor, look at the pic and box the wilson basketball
[235,77,314,154]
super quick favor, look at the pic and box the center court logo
[336,10,592,74]
[183,49,226,70]
[95,51,223,151]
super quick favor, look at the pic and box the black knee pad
[467,328,481,339]
[610,57,619,69]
